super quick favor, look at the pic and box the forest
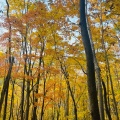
[0,0,120,120]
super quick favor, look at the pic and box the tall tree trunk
[25,80,30,120]
[21,0,29,118]
[79,0,100,120]
[40,63,46,120]
[21,77,25,120]
[106,56,119,120]
[60,61,77,120]
[65,88,69,120]
[86,0,104,119]
[102,81,112,120]
[99,1,119,119]
[25,40,32,120]
[1,57,14,120]
[9,81,15,120]
[32,41,44,120]
[0,0,14,117]
[21,26,28,120]
[32,59,41,120]
[66,80,77,120]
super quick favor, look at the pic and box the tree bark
[99,1,119,119]
[102,81,112,120]
[65,88,69,120]
[9,81,15,120]
[60,62,78,120]
[32,41,44,120]
[86,1,104,118]
[79,0,100,120]
[0,0,14,117]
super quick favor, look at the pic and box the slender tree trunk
[114,64,120,88]
[32,41,44,120]
[86,1,104,119]
[99,1,119,119]
[79,0,100,120]
[66,80,77,120]
[57,77,62,120]
[32,75,40,120]
[25,43,32,120]
[3,85,9,120]
[106,57,119,120]
[3,59,14,119]
[65,88,69,120]
[40,76,46,120]
[0,0,14,118]
[102,81,112,120]
[0,57,14,117]
[60,62,77,120]
[32,66,41,120]
[87,16,104,120]
[9,81,15,120]
[21,75,25,120]
[20,32,28,120]
[25,80,30,120]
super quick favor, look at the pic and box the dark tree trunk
[86,1,104,118]
[102,81,112,120]
[0,57,14,114]
[40,79,46,120]
[79,0,100,120]
[65,88,69,120]
[60,61,78,120]
[9,81,15,120]
[25,80,30,120]
[21,77,25,120]
[32,41,44,120]
[99,0,119,119]
[0,0,14,118]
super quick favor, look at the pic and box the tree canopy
[0,0,120,120]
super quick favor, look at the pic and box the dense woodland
[0,0,120,120]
